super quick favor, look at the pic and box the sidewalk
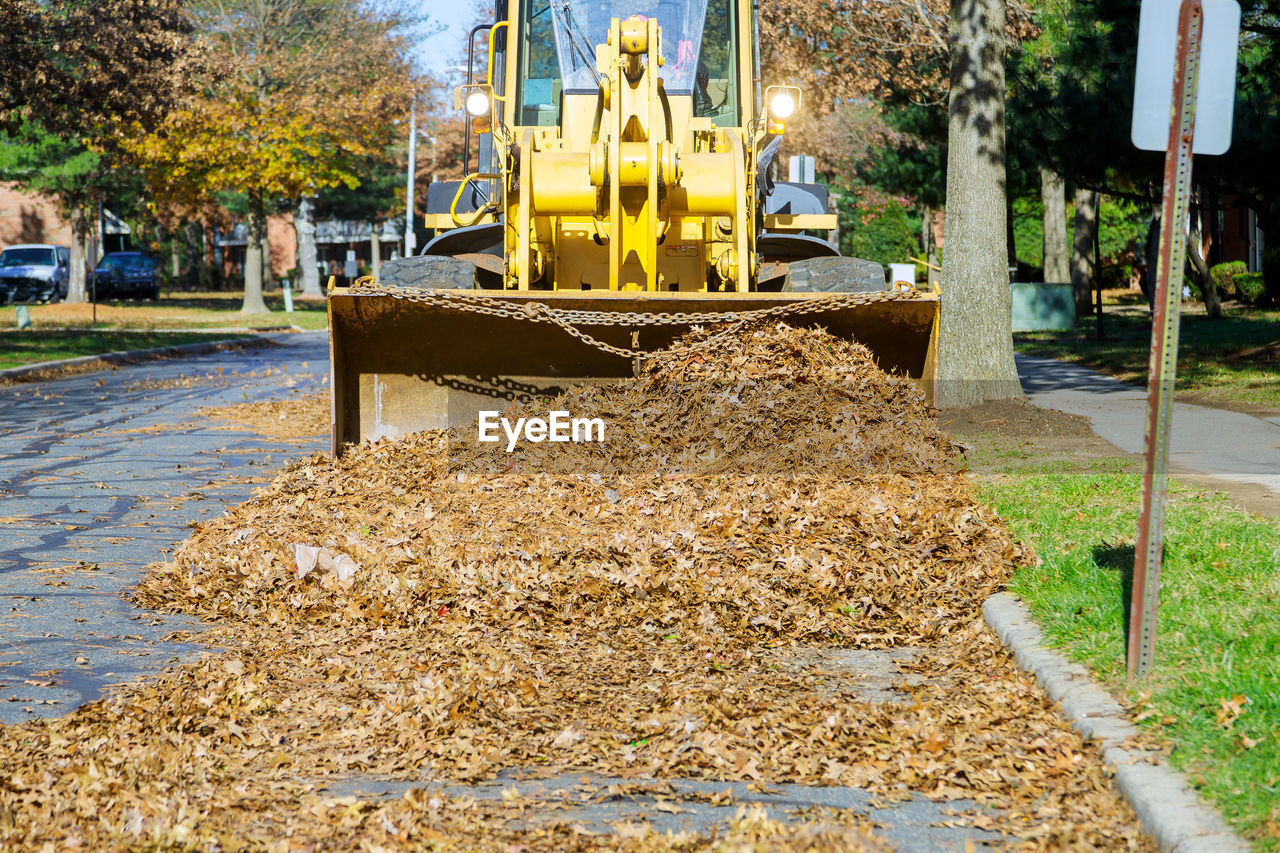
[1017,353,1280,497]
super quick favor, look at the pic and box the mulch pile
[0,324,1148,850]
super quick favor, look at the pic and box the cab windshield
[520,0,736,126]
[551,0,708,94]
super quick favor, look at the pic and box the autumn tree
[759,0,950,114]
[126,0,421,313]
[760,1,1027,404]
[0,0,201,302]
[0,0,200,135]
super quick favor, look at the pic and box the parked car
[0,244,70,303]
[92,252,160,300]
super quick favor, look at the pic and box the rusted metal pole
[1129,0,1204,681]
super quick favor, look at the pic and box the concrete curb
[0,334,286,384]
[982,593,1249,853]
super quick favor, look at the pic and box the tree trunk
[1142,212,1159,308]
[1006,194,1018,280]
[296,196,323,299]
[936,0,1020,408]
[241,189,270,314]
[170,239,181,280]
[1256,202,1280,305]
[1040,167,1069,282]
[212,227,225,290]
[184,221,203,290]
[1187,206,1222,319]
[67,206,89,304]
[925,207,941,288]
[370,222,382,279]
[261,229,272,288]
[1071,188,1098,315]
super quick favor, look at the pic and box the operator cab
[516,0,742,129]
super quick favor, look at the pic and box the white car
[0,244,71,303]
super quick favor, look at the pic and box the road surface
[0,332,329,723]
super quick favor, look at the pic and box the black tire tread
[378,255,477,290]
[782,257,887,294]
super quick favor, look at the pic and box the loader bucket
[327,286,939,456]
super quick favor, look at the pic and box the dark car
[93,252,160,300]
[0,244,70,303]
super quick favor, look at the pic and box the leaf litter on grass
[0,324,1150,850]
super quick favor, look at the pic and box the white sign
[788,155,815,184]
[1131,0,1241,155]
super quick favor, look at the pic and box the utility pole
[406,104,417,259]
[96,199,105,260]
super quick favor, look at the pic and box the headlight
[465,91,491,118]
[770,92,796,119]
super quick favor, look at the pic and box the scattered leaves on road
[197,391,329,439]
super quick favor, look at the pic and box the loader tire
[377,255,477,290]
[782,257,886,294]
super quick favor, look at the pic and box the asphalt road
[0,331,329,723]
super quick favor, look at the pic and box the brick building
[0,185,72,247]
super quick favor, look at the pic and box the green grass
[977,467,1280,846]
[0,291,329,333]
[1016,308,1280,411]
[0,329,256,370]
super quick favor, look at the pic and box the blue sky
[417,5,474,76]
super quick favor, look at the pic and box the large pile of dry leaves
[0,324,1149,850]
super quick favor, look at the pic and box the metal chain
[348,278,924,359]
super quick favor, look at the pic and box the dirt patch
[940,399,1097,439]
[940,399,1137,476]
[1227,338,1280,365]
[1167,469,1280,520]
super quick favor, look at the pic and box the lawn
[0,329,256,371]
[0,290,329,333]
[1015,306,1280,412]
[972,458,1280,846]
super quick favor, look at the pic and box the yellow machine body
[329,0,940,452]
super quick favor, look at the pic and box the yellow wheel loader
[328,0,939,454]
